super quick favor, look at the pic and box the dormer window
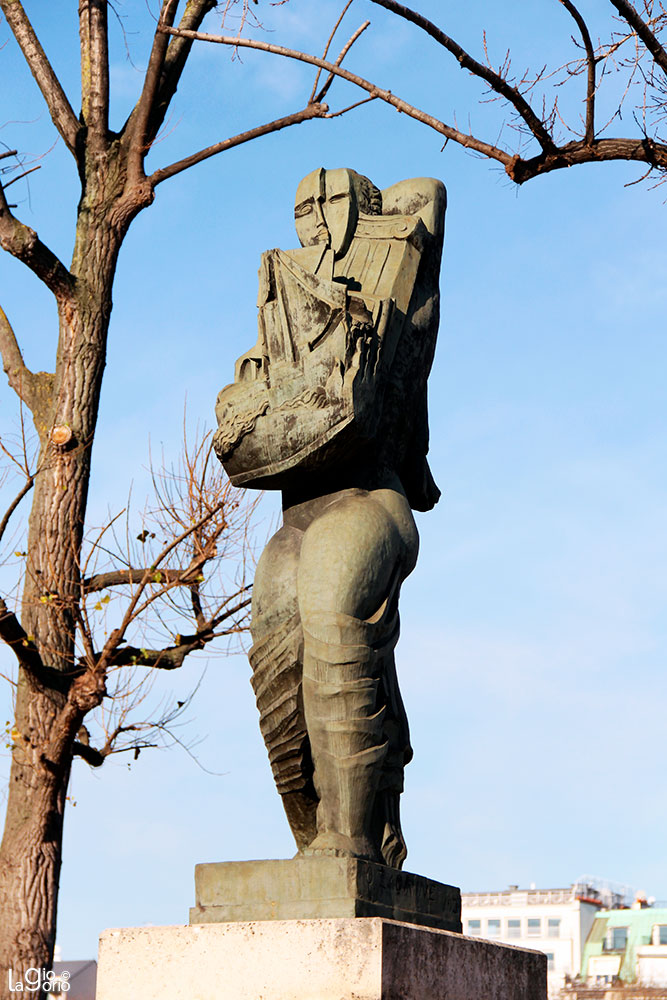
[603,926,628,952]
[652,924,667,946]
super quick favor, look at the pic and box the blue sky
[1,0,666,958]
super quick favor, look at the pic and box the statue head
[294,167,382,259]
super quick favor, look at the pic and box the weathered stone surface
[189,856,462,933]
[96,918,547,1000]
[213,170,443,501]
[213,168,447,868]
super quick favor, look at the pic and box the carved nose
[314,198,330,242]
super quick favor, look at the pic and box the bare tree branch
[79,0,110,152]
[190,578,206,630]
[0,476,34,544]
[109,639,207,670]
[162,11,667,184]
[0,305,35,405]
[157,25,516,170]
[364,0,667,181]
[83,565,201,593]
[73,700,193,767]
[73,723,159,767]
[0,304,54,415]
[0,0,80,155]
[72,739,106,767]
[559,0,596,144]
[94,502,231,671]
[314,20,371,104]
[309,0,355,103]
[106,593,251,670]
[125,0,180,182]
[367,0,558,152]
[509,134,667,183]
[0,596,43,673]
[608,0,667,77]
[149,103,331,186]
[0,186,75,301]
[3,165,41,189]
[0,599,89,695]
[144,0,218,147]
[326,94,379,118]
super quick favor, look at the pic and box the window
[603,926,628,952]
[468,920,481,936]
[660,926,667,946]
[546,953,555,972]
[548,919,561,938]
[487,919,501,938]
[507,919,521,939]
[527,918,541,937]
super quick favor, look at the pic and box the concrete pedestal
[191,856,462,932]
[96,917,547,1000]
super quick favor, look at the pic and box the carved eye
[295,201,313,218]
[328,193,349,203]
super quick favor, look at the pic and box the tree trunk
[0,156,130,992]
[0,679,71,993]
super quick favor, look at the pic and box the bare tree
[0,409,255,985]
[0,0,374,986]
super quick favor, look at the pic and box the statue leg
[373,652,412,869]
[296,493,407,863]
[249,524,318,851]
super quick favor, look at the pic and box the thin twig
[325,94,379,118]
[315,20,371,103]
[3,166,41,189]
[0,477,34,545]
[309,0,356,102]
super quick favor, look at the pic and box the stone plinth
[190,857,461,933]
[96,917,547,1000]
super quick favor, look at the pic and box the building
[52,960,97,999]
[581,904,667,988]
[461,880,630,996]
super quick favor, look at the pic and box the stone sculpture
[214,167,446,870]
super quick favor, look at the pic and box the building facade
[581,905,667,987]
[461,883,610,995]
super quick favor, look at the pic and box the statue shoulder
[380,178,446,240]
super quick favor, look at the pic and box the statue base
[189,856,462,933]
[96,917,547,1000]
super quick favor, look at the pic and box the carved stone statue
[214,168,446,870]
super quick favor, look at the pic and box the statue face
[294,168,359,260]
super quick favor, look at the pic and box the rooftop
[463,879,634,910]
